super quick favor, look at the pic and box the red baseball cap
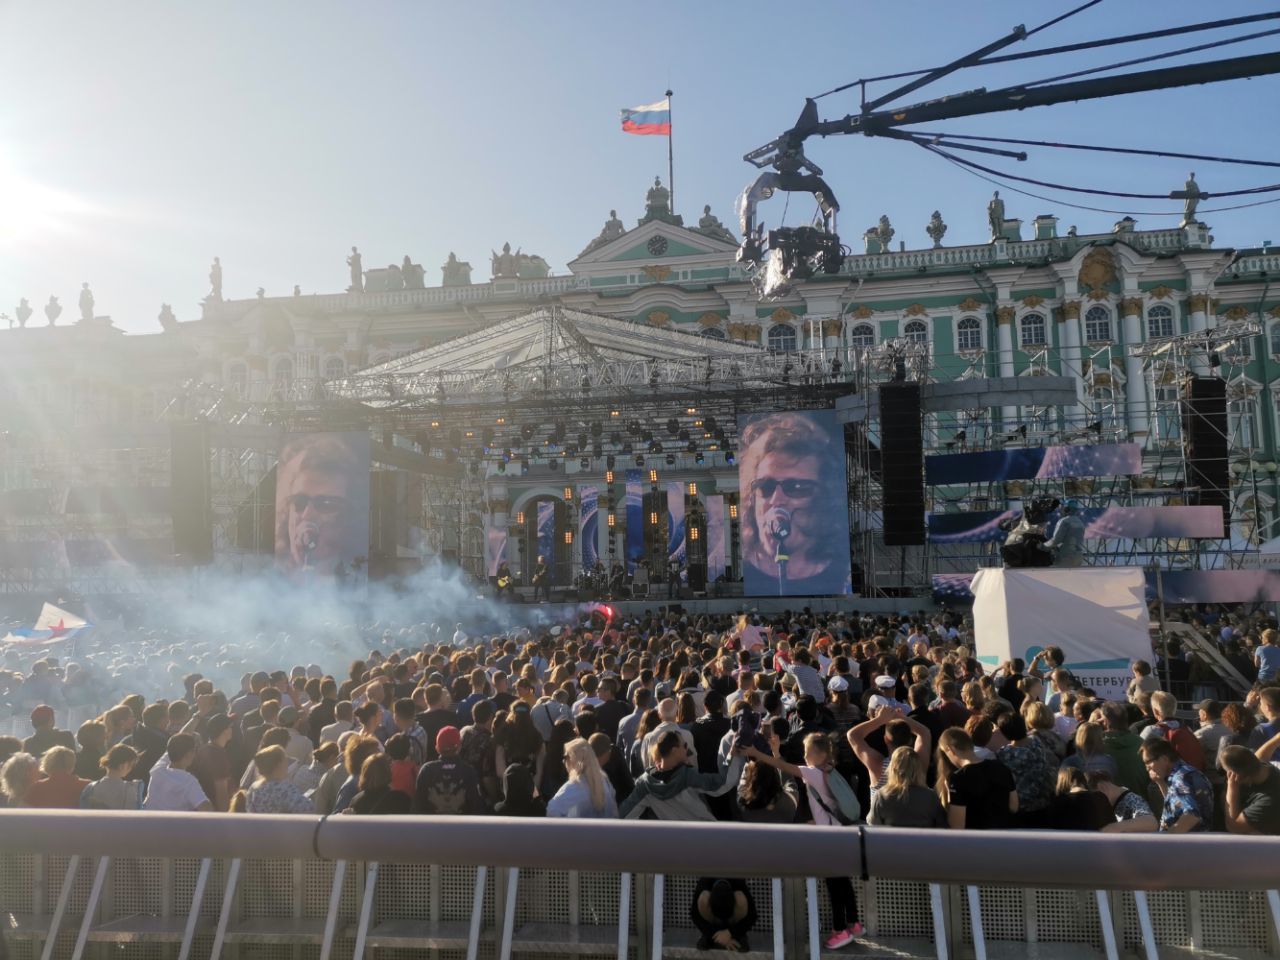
[435,726,461,754]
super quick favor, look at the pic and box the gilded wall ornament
[1077,246,1116,297]
[849,305,874,319]
[1061,301,1082,319]
[646,310,671,327]
[1149,285,1173,299]
[957,297,983,312]
[821,318,843,337]
[641,264,672,283]
[1022,295,1045,308]
[697,312,723,328]
[904,303,928,317]
[996,306,1016,324]
[1121,298,1144,315]
[1223,305,1250,321]
[771,307,795,322]
[1188,293,1210,313]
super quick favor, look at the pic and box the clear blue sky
[3,1,1279,334]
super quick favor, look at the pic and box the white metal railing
[2,812,1280,960]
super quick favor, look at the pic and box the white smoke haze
[1,563,581,713]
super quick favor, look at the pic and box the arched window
[700,326,726,340]
[956,316,982,352]
[849,323,875,349]
[1084,305,1112,343]
[1270,324,1280,357]
[1020,313,1046,347]
[767,324,797,352]
[273,358,293,392]
[1147,304,1175,340]
[227,363,248,397]
[903,319,929,343]
[323,357,345,379]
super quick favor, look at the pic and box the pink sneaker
[824,928,856,949]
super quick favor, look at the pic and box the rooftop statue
[695,204,735,244]
[209,256,223,301]
[579,209,627,256]
[45,295,61,326]
[926,210,947,248]
[1177,172,1205,226]
[987,191,1005,242]
[876,215,894,248]
[158,303,176,332]
[442,252,473,287]
[639,175,682,226]
[402,254,425,290]
[347,246,364,293]
[15,297,32,329]
[78,282,95,323]
[491,242,519,279]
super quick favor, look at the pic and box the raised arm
[745,745,804,780]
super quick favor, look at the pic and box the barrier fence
[2,812,1279,960]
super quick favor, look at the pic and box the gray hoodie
[619,756,744,821]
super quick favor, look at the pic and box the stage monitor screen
[737,409,851,596]
[274,432,370,586]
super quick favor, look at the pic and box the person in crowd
[80,744,143,810]
[143,735,212,812]
[733,744,798,824]
[1127,660,1160,703]
[293,741,341,798]
[845,704,931,799]
[416,684,461,762]
[413,726,485,816]
[1,752,39,808]
[1140,692,1206,772]
[1255,628,1280,683]
[347,753,411,815]
[494,763,545,817]
[1090,771,1159,833]
[332,735,384,814]
[623,730,742,821]
[743,733,862,948]
[245,745,313,813]
[1048,768,1112,831]
[1061,722,1119,781]
[1220,745,1280,835]
[867,746,946,828]
[547,738,618,818]
[24,746,91,809]
[23,705,76,759]
[589,732,633,805]
[460,700,499,804]
[1193,699,1231,773]
[1141,738,1214,833]
[936,728,1017,830]
[320,701,356,745]
[73,721,107,780]
[189,714,235,812]
[1100,701,1148,795]
[690,878,758,953]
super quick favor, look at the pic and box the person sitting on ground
[1220,744,1280,835]
[81,744,143,810]
[690,878,758,953]
[1141,738,1213,833]
[867,745,946,828]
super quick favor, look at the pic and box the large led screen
[274,432,371,585]
[738,409,851,596]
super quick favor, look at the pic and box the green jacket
[1103,728,1148,795]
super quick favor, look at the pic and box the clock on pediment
[647,235,669,256]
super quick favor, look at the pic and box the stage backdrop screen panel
[274,432,371,585]
[737,409,851,596]
[972,567,1150,700]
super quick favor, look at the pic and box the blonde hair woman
[868,746,946,828]
[546,738,616,818]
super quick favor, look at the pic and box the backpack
[1156,722,1205,771]
[811,769,862,826]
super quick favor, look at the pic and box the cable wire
[923,143,1280,200]
[811,11,1280,98]
[923,144,1280,217]
[908,130,1280,169]
[1026,0,1106,38]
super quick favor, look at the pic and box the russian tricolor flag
[620,98,671,136]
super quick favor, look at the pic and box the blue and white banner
[536,500,555,575]
[925,442,1142,485]
[933,567,1280,605]
[928,505,1224,544]
[706,495,727,584]
[580,486,599,572]
[625,469,644,574]
[667,481,686,582]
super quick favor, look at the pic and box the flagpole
[665,88,675,214]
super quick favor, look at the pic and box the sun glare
[0,153,101,248]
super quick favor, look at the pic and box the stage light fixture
[496,417,506,425]
[609,431,622,445]
[690,527,699,541]
[725,451,736,466]
[687,482,697,496]
[430,420,441,429]
[564,530,573,544]
[667,418,679,436]
[693,420,703,428]
[686,440,697,453]
[685,407,697,415]
[580,457,590,469]
[607,512,616,528]
[695,452,705,464]
[678,428,690,441]
[564,486,573,500]
[729,503,738,519]
[605,470,615,484]
[648,440,661,454]
[665,454,675,466]
[465,431,474,439]
[610,410,620,417]
[704,416,718,433]
[515,511,525,525]
[649,468,658,483]
[635,455,644,467]
[649,511,659,525]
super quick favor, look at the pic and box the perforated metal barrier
[2,813,1280,960]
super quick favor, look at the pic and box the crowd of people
[2,603,1280,951]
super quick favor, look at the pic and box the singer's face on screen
[751,451,823,566]
[284,465,355,572]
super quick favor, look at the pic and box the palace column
[1121,297,1150,438]
[996,305,1017,429]
[1188,292,1211,375]
[1059,300,1085,422]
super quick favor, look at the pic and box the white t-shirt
[144,764,209,811]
